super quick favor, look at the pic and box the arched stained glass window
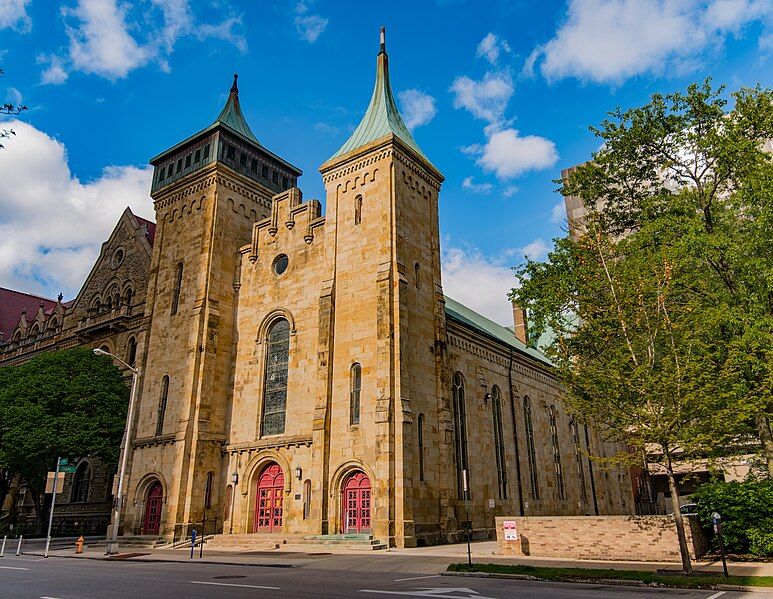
[72,462,91,503]
[418,413,425,482]
[350,363,362,425]
[549,405,566,500]
[156,375,169,436]
[452,372,469,499]
[523,396,540,500]
[570,418,588,502]
[492,386,507,500]
[261,318,290,436]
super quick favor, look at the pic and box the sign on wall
[503,520,518,541]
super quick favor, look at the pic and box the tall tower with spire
[126,76,302,534]
[319,27,445,547]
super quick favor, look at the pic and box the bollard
[1,535,6,557]
[15,535,22,556]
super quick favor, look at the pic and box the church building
[0,30,633,547]
[122,30,633,548]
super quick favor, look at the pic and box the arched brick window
[171,261,183,315]
[354,194,362,225]
[570,418,588,502]
[261,318,290,436]
[126,337,137,367]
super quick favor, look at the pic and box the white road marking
[394,575,442,582]
[191,581,280,590]
[0,565,29,570]
[705,593,726,599]
[360,588,498,598]
[40,596,63,598]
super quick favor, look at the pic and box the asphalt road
[0,554,768,599]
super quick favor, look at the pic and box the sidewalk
[18,539,773,577]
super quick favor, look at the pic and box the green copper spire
[329,28,432,165]
[214,73,260,144]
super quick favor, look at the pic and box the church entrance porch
[254,463,284,533]
[143,482,163,535]
[342,471,371,534]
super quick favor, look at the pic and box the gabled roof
[133,214,156,246]
[0,288,58,341]
[444,295,553,367]
[327,28,436,172]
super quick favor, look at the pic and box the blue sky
[0,0,770,324]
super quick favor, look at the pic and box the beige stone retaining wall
[495,515,708,562]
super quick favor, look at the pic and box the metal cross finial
[231,73,239,94]
[379,27,385,54]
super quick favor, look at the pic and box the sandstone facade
[121,35,633,548]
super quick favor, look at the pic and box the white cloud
[551,199,567,224]
[450,71,513,124]
[476,33,510,65]
[62,0,152,80]
[52,0,247,81]
[37,54,69,85]
[510,238,550,261]
[442,245,517,325]
[468,127,558,180]
[398,89,437,129]
[503,185,518,197]
[0,120,153,297]
[4,87,22,106]
[531,0,772,83]
[0,0,31,32]
[461,176,492,194]
[295,14,328,42]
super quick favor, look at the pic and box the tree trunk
[756,413,773,479]
[665,451,693,574]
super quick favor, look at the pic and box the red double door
[254,464,284,533]
[343,472,371,534]
[143,482,163,535]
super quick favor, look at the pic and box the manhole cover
[213,575,247,580]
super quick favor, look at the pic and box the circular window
[110,247,125,269]
[272,254,289,276]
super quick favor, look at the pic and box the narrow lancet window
[350,363,362,425]
[261,318,290,436]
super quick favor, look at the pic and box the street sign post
[44,457,61,558]
[712,512,729,578]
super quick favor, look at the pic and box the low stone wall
[495,515,707,562]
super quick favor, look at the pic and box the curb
[21,552,296,568]
[443,570,771,592]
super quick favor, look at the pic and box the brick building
[0,208,155,533]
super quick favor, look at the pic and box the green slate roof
[214,74,260,144]
[444,295,553,367]
[329,30,434,169]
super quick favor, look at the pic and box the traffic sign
[58,458,70,466]
[60,465,77,473]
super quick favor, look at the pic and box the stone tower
[319,28,445,547]
[126,76,302,535]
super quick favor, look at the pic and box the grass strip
[447,563,773,589]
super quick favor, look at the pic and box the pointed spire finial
[231,73,239,94]
[379,26,386,55]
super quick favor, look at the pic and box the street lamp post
[94,348,140,556]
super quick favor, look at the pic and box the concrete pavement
[1,551,770,599]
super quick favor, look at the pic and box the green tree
[512,81,772,573]
[0,67,27,149]
[0,348,128,528]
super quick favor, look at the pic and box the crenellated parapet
[248,187,326,261]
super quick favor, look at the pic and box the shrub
[692,479,773,555]
[748,527,773,558]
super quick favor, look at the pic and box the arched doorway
[342,471,371,534]
[143,482,163,535]
[254,463,284,533]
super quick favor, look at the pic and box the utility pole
[44,457,61,558]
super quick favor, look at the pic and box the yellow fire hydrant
[75,536,84,554]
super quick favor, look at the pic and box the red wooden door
[143,483,163,535]
[254,464,284,533]
[343,472,371,534]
